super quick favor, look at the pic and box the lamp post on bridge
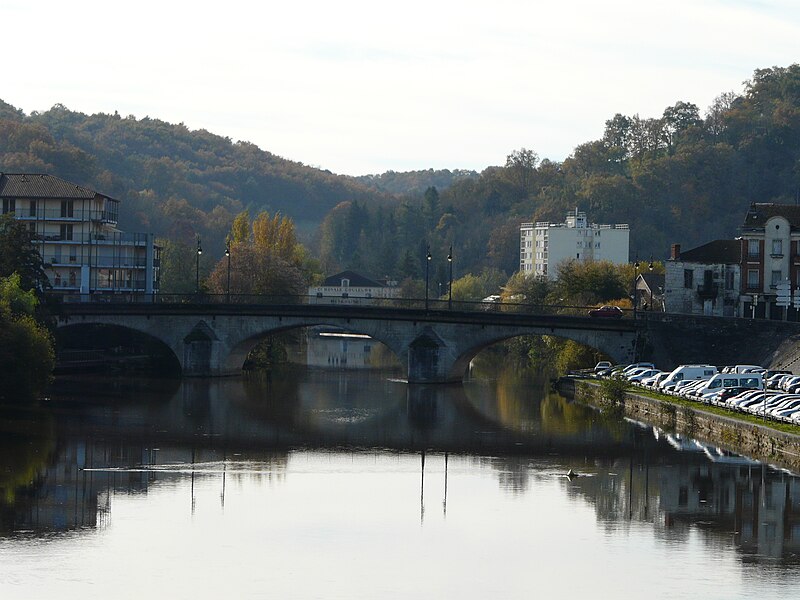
[447,246,453,310]
[632,258,640,319]
[195,235,202,295]
[425,245,432,311]
[225,240,231,302]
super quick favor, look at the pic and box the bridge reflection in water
[2,367,800,569]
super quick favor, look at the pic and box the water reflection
[1,366,800,587]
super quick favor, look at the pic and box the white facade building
[520,210,630,280]
[1,173,159,297]
[308,270,399,305]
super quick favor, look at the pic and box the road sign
[794,288,800,309]
[776,280,791,308]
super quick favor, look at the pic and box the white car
[629,369,660,384]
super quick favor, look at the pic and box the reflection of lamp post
[195,235,202,294]
[425,245,432,311]
[225,240,231,302]
[447,246,453,310]
[633,258,640,319]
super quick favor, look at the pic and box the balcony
[696,283,719,300]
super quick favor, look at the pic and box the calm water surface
[1,366,799,599]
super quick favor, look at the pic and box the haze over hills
[2,64,800,282]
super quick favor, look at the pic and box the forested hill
[355,168,479,196]
[318,65,800,281]
[0,100,390,251]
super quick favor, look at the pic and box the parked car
[594,361,613,373]
[588,305,623,319]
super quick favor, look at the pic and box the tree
[0,273,54,401]
[230,210,250,245]
[157,239,197,294]
[505,148,539,198]
[554,260,629,306]
[206,210,313,297]
[0,214,49,294]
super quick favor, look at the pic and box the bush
[599,373,629,405]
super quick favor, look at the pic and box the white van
[694,373,764,398]
[659,365,718,391]
[721,365,764,374]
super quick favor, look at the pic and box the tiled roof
[0,173,112,200]
[677,239,742,264]
[741,203,800,230]
[322,270,385,288]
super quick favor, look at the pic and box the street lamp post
[633,258,640,319]
[195,235,203,295]
[447,246,453,310]
[425,245,432,311]
[647,257,654,311]
[225,240,231,302]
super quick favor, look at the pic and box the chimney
[670,244,681,260]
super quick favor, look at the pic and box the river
[1,365,799,599]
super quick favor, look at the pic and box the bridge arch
[56,306,639,382]
[56,321,182,374]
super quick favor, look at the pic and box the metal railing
[53,292,639,319]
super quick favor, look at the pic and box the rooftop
[321,270,386,288]
[675,239,742,264]
[0,173,117,202]
[741,203,800,231]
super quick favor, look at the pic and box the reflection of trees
[0,409,55,531]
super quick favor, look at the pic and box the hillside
[0,100,391,253]
[318,65,800,284]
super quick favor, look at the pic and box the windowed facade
[748,240,760,259]
[0,173,159,296]
[772,239,783,256]
[747,269,760,290]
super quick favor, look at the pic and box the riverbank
[558,377,800,473]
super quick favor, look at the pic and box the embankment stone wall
[564,378,800,473]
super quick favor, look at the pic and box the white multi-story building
[0,173,159,297]
[520,210,630,279]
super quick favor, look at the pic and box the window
[683,269,693,289]
[29,201,36,217]
[725,270,734,290]
[747,269,759,289]
[1,198,15,214]
[341,278,350,287]
[59,224,73,240]
[772,270,782,287]
[772,239,783,256]
[748,240,760,259]
[28,223,36,237]
[60,201,74,218]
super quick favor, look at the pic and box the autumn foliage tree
[206,210,313,299]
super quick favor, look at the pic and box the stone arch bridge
[55,303,800,382]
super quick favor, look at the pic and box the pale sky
[3,0,800,176]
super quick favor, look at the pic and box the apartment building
[520,210,630,280]
[665,203,800,319]
[0,173,159,297]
